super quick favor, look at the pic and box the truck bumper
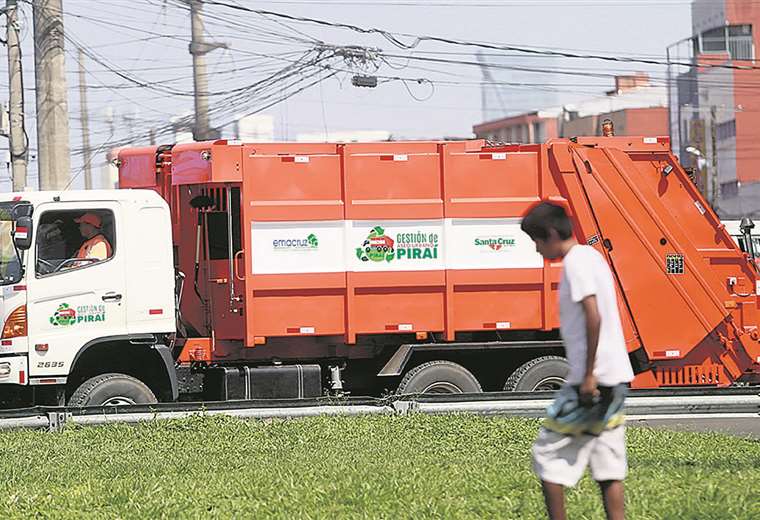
[0,356,28,386]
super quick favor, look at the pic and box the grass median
[0,414,757,519]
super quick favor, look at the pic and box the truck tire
[397,360,482,395]
[504,356,569,392]
[68,373,158,407]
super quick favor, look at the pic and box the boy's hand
[579,373,599,407]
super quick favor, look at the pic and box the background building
[473,74,667,144]
[670,0,760,217]
[472,109,560,144]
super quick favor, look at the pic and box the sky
[0,0,694,191]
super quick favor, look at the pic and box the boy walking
[521,202,634,520]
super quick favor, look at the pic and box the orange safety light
[2,305,26,339]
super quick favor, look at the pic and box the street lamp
[685,146,707,169]
[685,146,710,199]
[685,145,701,157]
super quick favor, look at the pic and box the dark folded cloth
[542,383,627,436]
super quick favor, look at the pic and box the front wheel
[68,373,157,407]
[397,360,482,395]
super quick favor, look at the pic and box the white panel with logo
[445,218,543,270]
[347,220,445,272]
[251,220,346,274]
[251,218,542,274]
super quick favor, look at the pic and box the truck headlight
[0,362,11,377]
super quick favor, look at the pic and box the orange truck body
[118,136,760,392]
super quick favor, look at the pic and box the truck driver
[74,212,112,263]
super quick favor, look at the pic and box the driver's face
[79,222,97,238]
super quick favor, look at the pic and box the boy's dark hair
[521,202,573,241]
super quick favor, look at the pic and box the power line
[194,0,760,72]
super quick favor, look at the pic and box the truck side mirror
[13,216,32,250]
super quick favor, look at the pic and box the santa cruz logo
[273,233,319,251]
[474,236,516,252]
[357,226,395,262]
[50,303,76,327]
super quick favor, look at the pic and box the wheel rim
[532,376,565,392]
[421,381,463,394]
[100,396,137,406]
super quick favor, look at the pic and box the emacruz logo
[273,233,318,251]
[474,236,516,252]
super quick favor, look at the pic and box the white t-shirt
[559,245,634,386]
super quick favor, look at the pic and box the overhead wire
[194,0,760,73]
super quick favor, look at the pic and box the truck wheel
[504,356,569,392]
[397,360,482,395]
[68,373,157,407]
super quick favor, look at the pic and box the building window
[702,27,727,52]
[716,119,736,141]
[728,25,754,60]
[721,180,739,198]
[533,122,544,143]
[698,25,754,60]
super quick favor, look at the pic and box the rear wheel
[504,356,569,392]
[68,373,157,407]
[397,360,482,395]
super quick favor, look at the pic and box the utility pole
[77,47,92,189]
[6,0,27,191]
[189,0,226,141]
[33,0,71,190]
[710,105,719,209]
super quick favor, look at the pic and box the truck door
[26,202,128,379]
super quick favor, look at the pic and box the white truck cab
[0,190,177,407]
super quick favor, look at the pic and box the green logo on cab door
[50,303,106,327]
[50,303,77,327]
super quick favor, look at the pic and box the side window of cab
[36,209,115,276]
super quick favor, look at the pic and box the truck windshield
[0,215,22,285]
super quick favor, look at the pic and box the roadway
[629,414,760,440]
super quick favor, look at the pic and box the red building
[472,110,559,145]
[473,74,667,144]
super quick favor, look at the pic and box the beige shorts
[532,426,627,487]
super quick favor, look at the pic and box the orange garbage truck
[89,135,755,403]
[5,135,753,406]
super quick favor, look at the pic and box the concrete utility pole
[6,0,27,191]
[33,0,71,190]
[77,47,92,189]
[189,0,226,141]
[710,105,719,208]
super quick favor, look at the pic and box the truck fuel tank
[203,365,322,400]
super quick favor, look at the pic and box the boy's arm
[580,295,601,404]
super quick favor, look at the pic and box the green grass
[0,415,757,519]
